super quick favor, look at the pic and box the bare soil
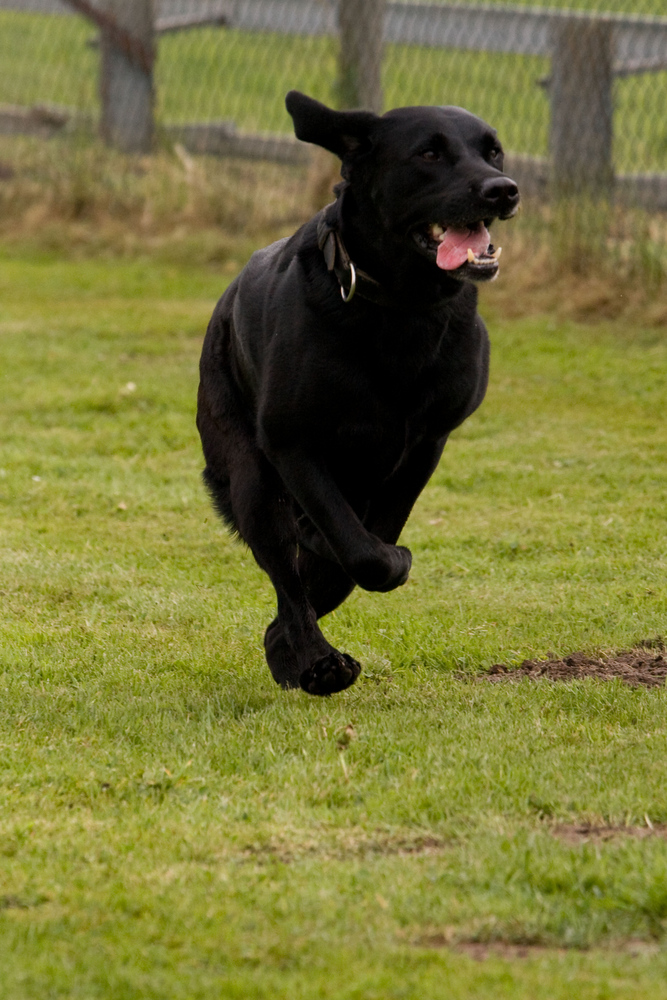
[240,833,448,864]
[487,647,667,688]
[450,941,565,960]
[417,935,660,959]
[553,823,667,844]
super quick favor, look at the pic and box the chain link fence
[1,0,666,275]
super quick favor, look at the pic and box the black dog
[197,91,519,696]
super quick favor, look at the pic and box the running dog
[197,91,519,695]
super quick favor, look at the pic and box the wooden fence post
[338,0,386,111]
[549,17,614,196]
[100,0,155,153]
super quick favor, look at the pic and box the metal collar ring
[340,261,356,303]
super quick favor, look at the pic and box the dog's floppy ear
[286,91,378,160]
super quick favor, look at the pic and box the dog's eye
[490,147,503,161]
[421,150,440,162]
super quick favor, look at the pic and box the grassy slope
[1,249,667,996]
[1,10,666,170]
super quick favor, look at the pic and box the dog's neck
[332,184,468,307]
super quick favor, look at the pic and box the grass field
[2,244,667,996]
[1,7,667,171]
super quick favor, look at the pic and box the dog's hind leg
[199,375,360,696]
[234,471,360,695]
[264,550,359,695]
[217,444,359,696]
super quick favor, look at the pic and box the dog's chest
[326,352,473,479]
[359,323,480,428]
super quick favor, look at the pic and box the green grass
[2,248,667,996]
[1,9,667,171]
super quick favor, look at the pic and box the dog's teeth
[490,246,503,260]
[431,223,444,237]
[467,248,475,263]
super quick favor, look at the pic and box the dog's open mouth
[413,221,501,282]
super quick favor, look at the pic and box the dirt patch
[393,835,446,855]
[0,893,48,910]
[553,823,667,845]
[414,928,566,958]
[488,647,667,688]
[451,941,565,961]
[417,936,659,959]
[240,833,449,864]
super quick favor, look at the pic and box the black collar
[316,205,393,308]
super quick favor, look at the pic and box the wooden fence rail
[1,0,667,197]
[3,0,667,62]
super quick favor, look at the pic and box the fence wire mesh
[1,0,666,276]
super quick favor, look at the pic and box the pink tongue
[436,224,490,271]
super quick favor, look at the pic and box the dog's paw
[353,544,412,592]
[299,651,361,696]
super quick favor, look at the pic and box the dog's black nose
[479,176,520,210]
[480,177,519,209]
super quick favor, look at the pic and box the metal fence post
[100,0,155,153]
[337,0,386,111]
[549,16,614,196]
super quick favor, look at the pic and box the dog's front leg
[263,446,411,593]
[366,436,448,544]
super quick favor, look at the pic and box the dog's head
[286,91,519,283]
